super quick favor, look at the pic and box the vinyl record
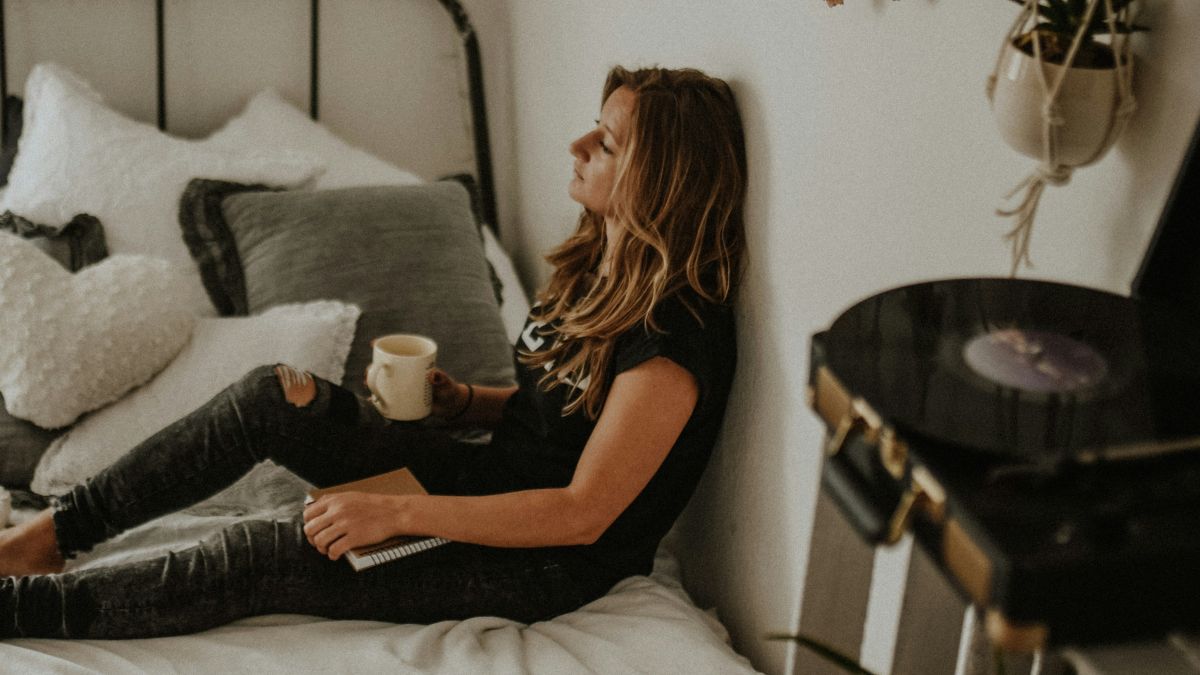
[820,278,1200,459]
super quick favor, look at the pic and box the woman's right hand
[428,368,468,420]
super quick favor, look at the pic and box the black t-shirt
[486,293,737,574]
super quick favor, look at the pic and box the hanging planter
[986,0,1143,276]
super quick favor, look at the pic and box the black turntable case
[808,115,1200,651]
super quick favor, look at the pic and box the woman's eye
[593,120,613,155]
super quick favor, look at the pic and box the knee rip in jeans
[274,365,316,407]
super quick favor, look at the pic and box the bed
[0,1,760,672]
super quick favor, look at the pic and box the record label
[963,329,1109,394]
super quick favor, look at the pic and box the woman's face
[568,86,635,218]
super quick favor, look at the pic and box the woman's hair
[522,66,748,419]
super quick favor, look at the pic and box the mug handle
[366,363,393,414]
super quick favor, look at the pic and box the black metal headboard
[0,0,498,232]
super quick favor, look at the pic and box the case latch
[813,366,936,545]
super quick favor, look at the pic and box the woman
[0,65,746,639]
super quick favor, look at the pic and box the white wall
[497,2,1200,673]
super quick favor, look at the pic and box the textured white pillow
[208,89,422,190]
[0,232,195,429]
[0,64,325,314]
[32,301,360,511]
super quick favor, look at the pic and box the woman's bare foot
[0,509,65,576]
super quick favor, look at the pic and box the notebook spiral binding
[361,536,451,568]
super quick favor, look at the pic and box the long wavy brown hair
[521,66,747,419]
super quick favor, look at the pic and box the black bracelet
[445,383,474,421]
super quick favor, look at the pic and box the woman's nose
[571,135,590,159]
[569,135,588,160]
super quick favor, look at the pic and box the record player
[808,117,1200,650]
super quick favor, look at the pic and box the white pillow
[0,232,195,429]
[208,89,423,190]
[31,301,360,509]
[0,64,325,314]
[481,226,531,344]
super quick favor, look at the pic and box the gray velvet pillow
[180,180,514,398]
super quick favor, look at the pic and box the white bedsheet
[1,512,760,674]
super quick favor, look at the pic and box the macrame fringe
[996,164,1073,276]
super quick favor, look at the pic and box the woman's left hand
[302,492,405,561]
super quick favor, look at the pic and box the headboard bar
[0,0,498,234]
[0,0,7,141]
[448,1,499,231]
[156,0,165,131]
[309,0,319,121]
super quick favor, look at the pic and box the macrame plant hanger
[986,0,1137,277]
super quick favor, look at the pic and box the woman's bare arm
[426,369,516,429]
[305,356,697,557]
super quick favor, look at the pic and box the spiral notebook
[305,468,451,572]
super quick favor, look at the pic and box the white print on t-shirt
[520,318,546,351]
[520,317,590,392]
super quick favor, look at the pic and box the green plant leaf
[1088,15,1149,35]
[1008,0,1148,36]
[1039,0,1076,35]
[766,633,880,675]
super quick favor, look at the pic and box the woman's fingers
[428,369,463,418]
[302,492,402,560]
[305,512,346,557]
[314,527,346,559]
[303,498,337,553]
[301,495,366,559]
[302,511,326,538]
[302,499,328,526]
[327,537,354,561]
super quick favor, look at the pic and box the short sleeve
[613,297,730,416]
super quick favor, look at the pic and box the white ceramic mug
[366,334,437,421]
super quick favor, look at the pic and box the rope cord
[990,0,1138,276]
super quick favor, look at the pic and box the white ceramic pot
[990,38,1126,168]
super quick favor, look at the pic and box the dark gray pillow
[0,393,59,489]
[0,210,106,487]
[180,180,514,397]
[0,95,22,186]
[0,211,108,271]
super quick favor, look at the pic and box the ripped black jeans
[1,366,618,639]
